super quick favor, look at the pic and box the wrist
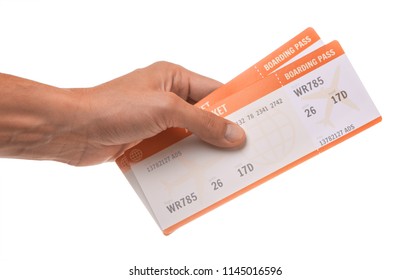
[0,73,88,162]
[46,87,94,163]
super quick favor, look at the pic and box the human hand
[64,62,246,166]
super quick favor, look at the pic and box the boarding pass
[116,28,381,235]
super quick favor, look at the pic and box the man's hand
[0,62,246,166]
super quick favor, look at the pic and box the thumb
[171,97,246,148]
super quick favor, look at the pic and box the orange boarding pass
[116,29,381,235]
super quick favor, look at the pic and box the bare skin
[0,62,246,166]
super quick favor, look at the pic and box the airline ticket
[116,28,381,235]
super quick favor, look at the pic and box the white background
[0,1,408,279]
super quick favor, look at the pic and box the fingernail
[225,124,244,143]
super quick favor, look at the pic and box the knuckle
[150,61,181,72]
[151,61,170,68]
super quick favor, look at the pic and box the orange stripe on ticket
[196,27,321,109]
[208,41,344,118]
[275,40,344,84]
